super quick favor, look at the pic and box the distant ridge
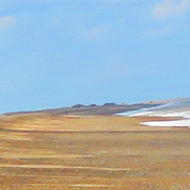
[3,102,161,116]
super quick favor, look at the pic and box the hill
[3,102,160,116]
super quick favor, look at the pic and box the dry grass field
[0,114,190,190]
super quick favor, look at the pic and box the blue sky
[1,0,190,113]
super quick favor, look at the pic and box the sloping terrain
[0,114,190,190]
[3,103,160,116]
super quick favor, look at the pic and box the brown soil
[0,114,190,190]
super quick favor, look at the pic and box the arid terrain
[0,114,190,190]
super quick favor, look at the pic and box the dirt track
[0,114,190,190]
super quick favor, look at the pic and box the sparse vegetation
[0,115,190,190]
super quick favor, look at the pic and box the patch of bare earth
[0,114,190,190]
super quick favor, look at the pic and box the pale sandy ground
[0,114,190,190]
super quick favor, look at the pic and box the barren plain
[0,114,190,190]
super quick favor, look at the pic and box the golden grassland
[0,114,190,190]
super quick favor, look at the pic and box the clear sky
[1,0,190,113]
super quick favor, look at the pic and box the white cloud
[153,0,190,19]
[117,16,129,23]
[144,27,169,38]
[0,16,16,31]
[87,25,110,37]
[80,24,111,41]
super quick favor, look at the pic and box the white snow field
[118,98,190,128]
